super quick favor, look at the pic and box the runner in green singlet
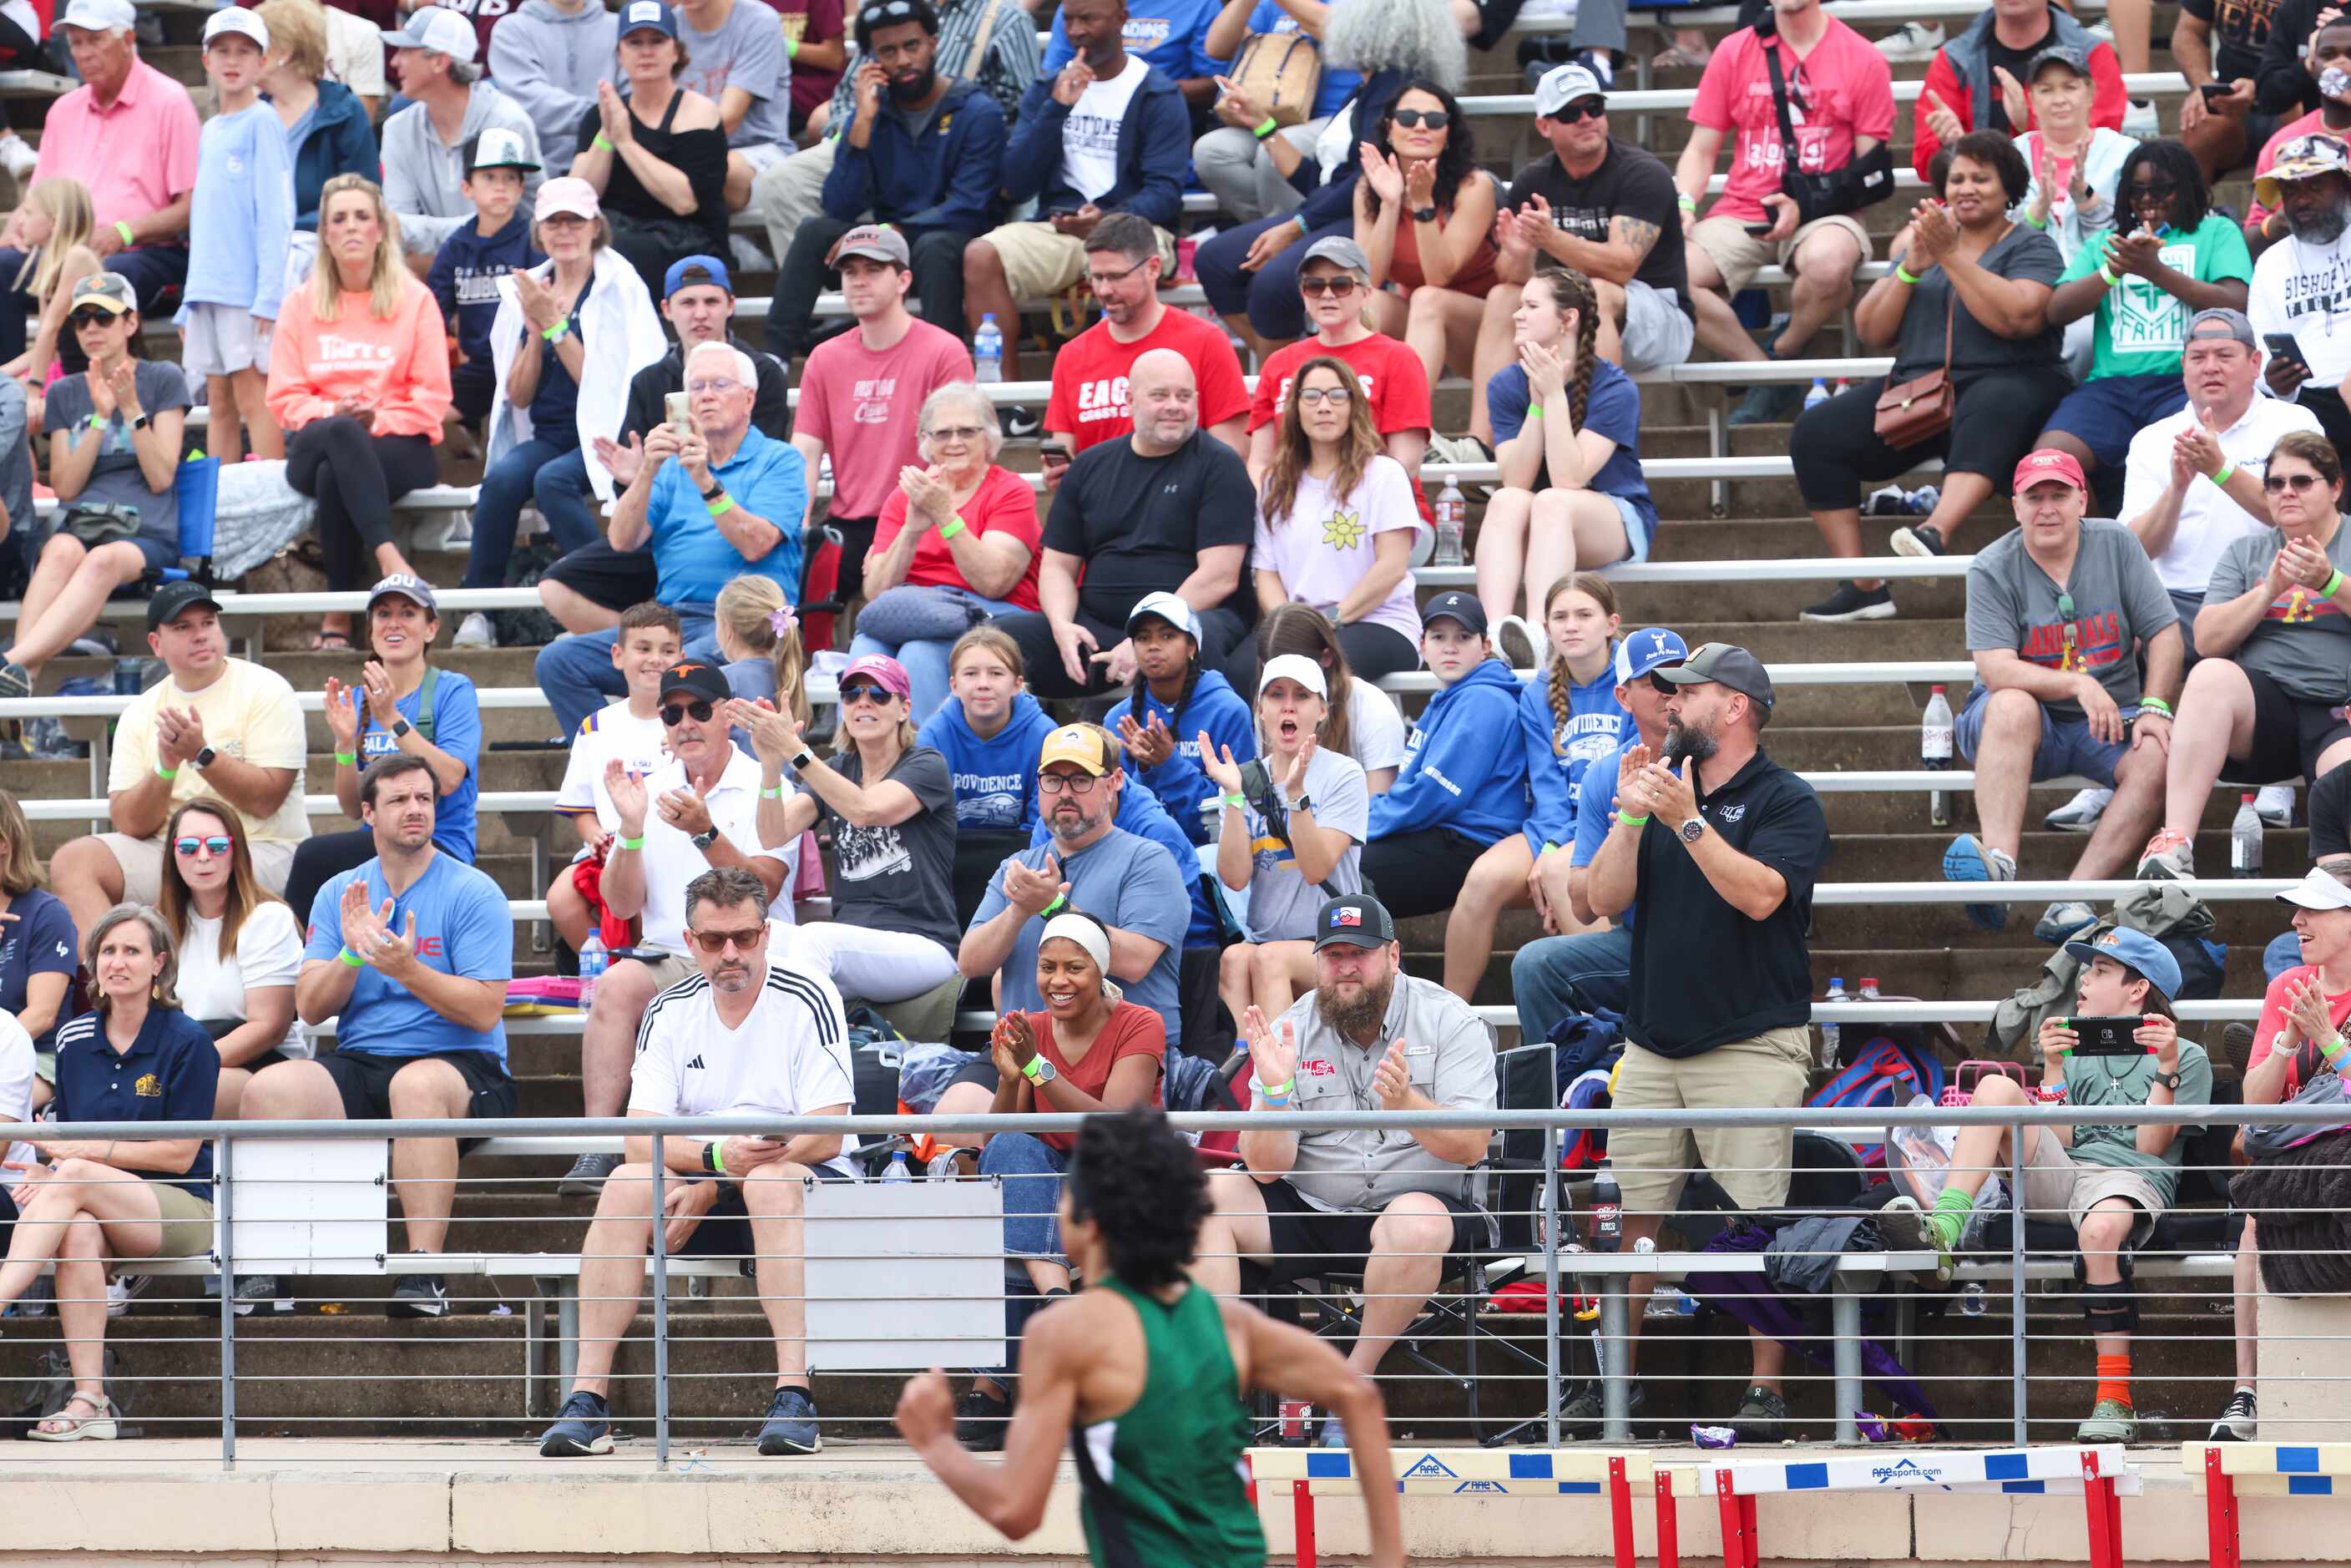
[897,1108,1405,1568]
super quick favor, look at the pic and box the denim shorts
[1954,684,2141,787]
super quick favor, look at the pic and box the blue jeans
[848,589,1024,724]
[2267,928,2303,984]
[1194,216,1346,342]
[979,1130,1070,1263]
[465,438,599,589]
[1511,926,1634,1042]
[533,604,720,738]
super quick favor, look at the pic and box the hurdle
[2186,1442,2351,1568]
[1659,1445,2135,1568]
[1244,1446,1648,1568]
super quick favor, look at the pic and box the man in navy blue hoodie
[959,0,1190,383]
[766,0,1005,360]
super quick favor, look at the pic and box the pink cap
[2013,447,2088,494]
[838,653,912,703]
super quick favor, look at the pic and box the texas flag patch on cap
[1333,908,1361,926]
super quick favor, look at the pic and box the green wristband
[337,946,365,968]
[1616,809,1650,827]
[1525,402,1543,419]
[617,832,645,851]
[334,750,357,766]
[760,786,783,799]
[785,34,798,57]
[708,493,735,515]
[1893,265,1920,286]
[2098,260,2121,287]
[938,513,968,539]
[87,412,104,429]
[2136,697,2172,718]
[2211,460,2236,487]
[1021,1054,1049,1082]
[1223,791,1246,809]
[2324,1034,2348,1064]
[592,133,614,151]
[1253,115,1278,139]
[114,220,134,247]
[708,1139,727,1175]
[1677,193,1696,211]
[1039,893,1069,918]
[542,319,569,343]
[1256,1076,1295,1099]
[2328,568,2347,599]
[154,762,179,781]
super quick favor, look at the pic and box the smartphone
[2200,81,2232,104]
[1039,441,1073,471]
[2264,331,2308,367]
[1743,220,1776,236]
[2060,1016,2151,1056]
[664,391,691,430]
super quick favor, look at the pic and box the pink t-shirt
[1689,16,1895,225]
[1251,452,1423,644]
[792,316,973,520]
[33,59,202,233]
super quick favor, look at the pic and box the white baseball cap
[381,4,478,63]
[59,0,135,32]
[1124,590,1201,643]
[2279,866,2351,912]
[202,6,270,49]
[1259,653,1329,698]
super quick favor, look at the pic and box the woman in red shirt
[956,910,1165,1449]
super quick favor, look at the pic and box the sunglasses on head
[1390,108,1449,129]
[2268,471,2326,493]
[1298,276,1361,296]
[1552,99,1605,123]
[174,835,232,857]
[838,682,896,706]
[660,699,716,725]
[686,924,766,953]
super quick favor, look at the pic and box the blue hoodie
[1103,668,1255,847]
[1030,778,1221,948]
[1001,63,1189,230]
[823,76,1006,236]
[918,691,1056,834]
[1369,658,1533,847]
[1519,659,1632,858]
[426,213,544,377]
[283,80,379,234]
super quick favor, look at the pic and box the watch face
[1679,817,1705,843]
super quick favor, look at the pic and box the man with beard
[765,0,1007,364]
[961,723,1191,1047]
[1191,893,1497,1449]
[1583,642,1833,1441]
[2249,133,2351,453]
[537,865,855,1460]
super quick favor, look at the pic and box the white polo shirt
[2121,395,2325,595]
[627,953,859,1176]
[593,746,797,953]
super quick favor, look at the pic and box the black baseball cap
[658,660,732,705]
[2028,43,2091,80]
[1421,591,1488,637]
[1655,640,1776,711]
[148,579,223,630]
[1314,893,1397,951]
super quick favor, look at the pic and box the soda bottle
[1433,479,1466,566]
[577,932,608,1012]
[1804,377,1831,410]
[1820,978,1847,1068]
[973,314,1003,384]
[1860,977,1882,999]
[2232,792,2263,878]
[1922,685,1954,828]
[1590,1161,1621,1252]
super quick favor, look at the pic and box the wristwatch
[692,827,720,851]
[390,718,413,741]
[700,479,726,502]
[193,745,217,771]
[1677,815,1706,845]
[1413,205,1439,224]
[2156,1070,2183,1091]
[131,412,151,432]
[1292,795,1314,813]
[788,748,817,772]
[1024,1055,1059,1085]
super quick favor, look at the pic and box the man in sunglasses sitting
[561,659,797,1194]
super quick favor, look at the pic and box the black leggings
[286,418,440,589]
[1788,370,2070,513]
[283,827,377,931]
[1221,617,1418,694]
[1360,827,1491,918]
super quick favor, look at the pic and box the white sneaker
[452,611,495,650]
[2044,787,2113,833]
[1495,615,1540,671]
[0,132,36,181]
[2256,784,2295,827]
[2086,18,2116,41]
[729,233,771,276]
[1875,20,1944,60]
[2121,99,2159,139]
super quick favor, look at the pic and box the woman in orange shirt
[266,175,453,650]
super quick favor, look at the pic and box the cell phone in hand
[2061,1016,2151,1056]
[1039,441,1073,470]
[2264,331,2308,367]
[665,391,691,430]
[2200,82,2232,104]
[1743,220,1776,236]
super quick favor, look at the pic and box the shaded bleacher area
[0,0,2287,1444]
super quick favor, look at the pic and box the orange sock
[2096,1353,2132,1407]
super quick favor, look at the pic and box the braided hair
[1127,613,1203,746]
[2115,137,2212,234]
[1542,571,1620,756]
[1529,264,1601,431]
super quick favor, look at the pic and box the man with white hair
[0,0,200,352]
[535,338,809,737]
[378,7,546,263]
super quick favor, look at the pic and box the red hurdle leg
[1293,1477,1317,1568]
[1609,1454,1635,1568]
[1655,1468,1681,1568]
[2204,1448,2242,1568]
[1243,1452,1257,1508]
[1714,1469,1759,1568]
[2081,1449,2123,1568]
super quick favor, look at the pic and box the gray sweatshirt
[381,80,546,255]
[487,0,617,177]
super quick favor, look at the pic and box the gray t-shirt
[1892,224,2066,382]
[2206,526,2351,703]
[972,825,1190,1045]
[1964,518,2178,721]
[818,746,959,950]
[2062,1040,2212,1211]
[677,0,790,150]
[1240,746,1368,943]
[41,361,190,552]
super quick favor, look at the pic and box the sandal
[28,1389,118,1441]
[308,629,353,652]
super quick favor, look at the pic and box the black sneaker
[233,1274,292,1316]
[1555,1380,1644,1437]
[954,1386,1009,1451]
[388,1268,448,1319]
[2221,1023,2257,1080]
[1727,380,1804,427]
[538,1390,614,1456]
[1800,582,1896,622]
[756,1384,822,1454]
[0,661,31,701]
[1729,1383,1792,1442]
[1889,522,1946,557]
[2210,1387,2257,1441]
[559,1151,622,1196]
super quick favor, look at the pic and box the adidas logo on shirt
[685,1055,706,1070]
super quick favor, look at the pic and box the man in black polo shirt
[1582,641,1832,1441]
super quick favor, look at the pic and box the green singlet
[1069,1276,1268,1568]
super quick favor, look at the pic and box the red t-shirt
[1689,17,1895,225]
[2250,963,2351,1099]
[870,464,1044,610]
[794,317,973,520]
[1016,999,1167,1151]
[1045,306,1251,453]
[1250,331,1435,524]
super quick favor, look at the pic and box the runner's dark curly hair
[1065,1110,1212,1291]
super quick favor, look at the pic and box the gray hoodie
[488,0,617,177]
[381,79,546,255]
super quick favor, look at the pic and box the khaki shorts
[2020,1130,2165,1247]
[96,832,297,905]
[1606,1026,1813,1215]
[979,220,1179,301]
[149,1181,216,1259]
[1691,213,1871,296]
[624,950,698,990]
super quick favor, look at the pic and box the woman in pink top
[265,175,453,650]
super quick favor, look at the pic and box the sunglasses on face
[660,700,716,725]
[68,309,114,331]
[1553,99,1605,123]
[838,682,896,706]
[1390,108,1449,129]
[2126,180,2177,199]
[928,424,986,443]
[2268,472,2326,493]
[174,835,232,857]
[1296,387,1352,407]
[686,925,765,953]
[1298,276,1361,297]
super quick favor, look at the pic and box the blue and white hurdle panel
[2185,1442,2351,1568]
[1661,1445,2135,1568]
[1244,1447,1649,1568]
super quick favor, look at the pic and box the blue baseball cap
[2061,927,2182,1003]
[663,254,733,298]
[1614,626,1688,685]
[616,0,679,38]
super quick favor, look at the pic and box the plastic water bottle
[1960,1283,1988,1318]
[1820,978,1847,1068]
[2232,792,2264,878]
[1860,976,1882,1000]
[1804,377,1831,410]
[1433,479,1466,566]
[577,932,608,1012]
[973,315,1003,384]
[1590,1161,1621,1252]
[1922,685,1955,828]
[883,1149,914,1183]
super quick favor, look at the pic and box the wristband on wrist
[1039,893,1069,918]
[2098,260,2121,286]
[87,412,104,429]
[2328,568,2348,598]
[541,320,569,343]
[938,514,968,539]
[2324,1033,2348,1063]
[334,750,357,766]
[337,946,365,969]
[1893,264,1920,285]
[2136,698,2172,721]
[708,1139,727,1175]
[114,220,134,246]
[593,133,614,150]
[1021,1055,1048,1082]
[617,832,645,851]
[1677,193,1696,210]
[1255,1075,1296,1099]
[1525,402,1543,419]
[1253,115,1278,139]
[785,34,798,56]
[154,762,179,781]
[708,493,735,516]
[2020,210,2047,229]
[2211,460,2236,486]
[760,785,783,799]
[1616,809,1650,827]
[1223,791,1246,809]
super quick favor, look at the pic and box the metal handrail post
[651,1133,670,1470]
[218,1132,235,1471]
[1543,1125,1560,1448]
[2010,1129,2029,1444]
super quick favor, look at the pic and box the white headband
[1040,912,1111,978]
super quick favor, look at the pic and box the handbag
[853,583,990,643]
[1873,291,1955,449]
[1759,18,1893,224]
[1229,28,1322,129]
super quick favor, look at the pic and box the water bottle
[1922,685,1955,828]
[973,314,1003,384]
[1860,976,1882,999]
[1804,377,1831,410]
[1590,1160,1622,1252]
[577,932,608,1012]
[1820,977,1847,1068]
[1960,1283,1987,1318]
[883,1149,914,1183]
[2232,792,2263,878]
[1433,479,1466,566]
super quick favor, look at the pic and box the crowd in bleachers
[0,0,2347,1459]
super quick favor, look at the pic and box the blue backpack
[1805,1038,1947,1167]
